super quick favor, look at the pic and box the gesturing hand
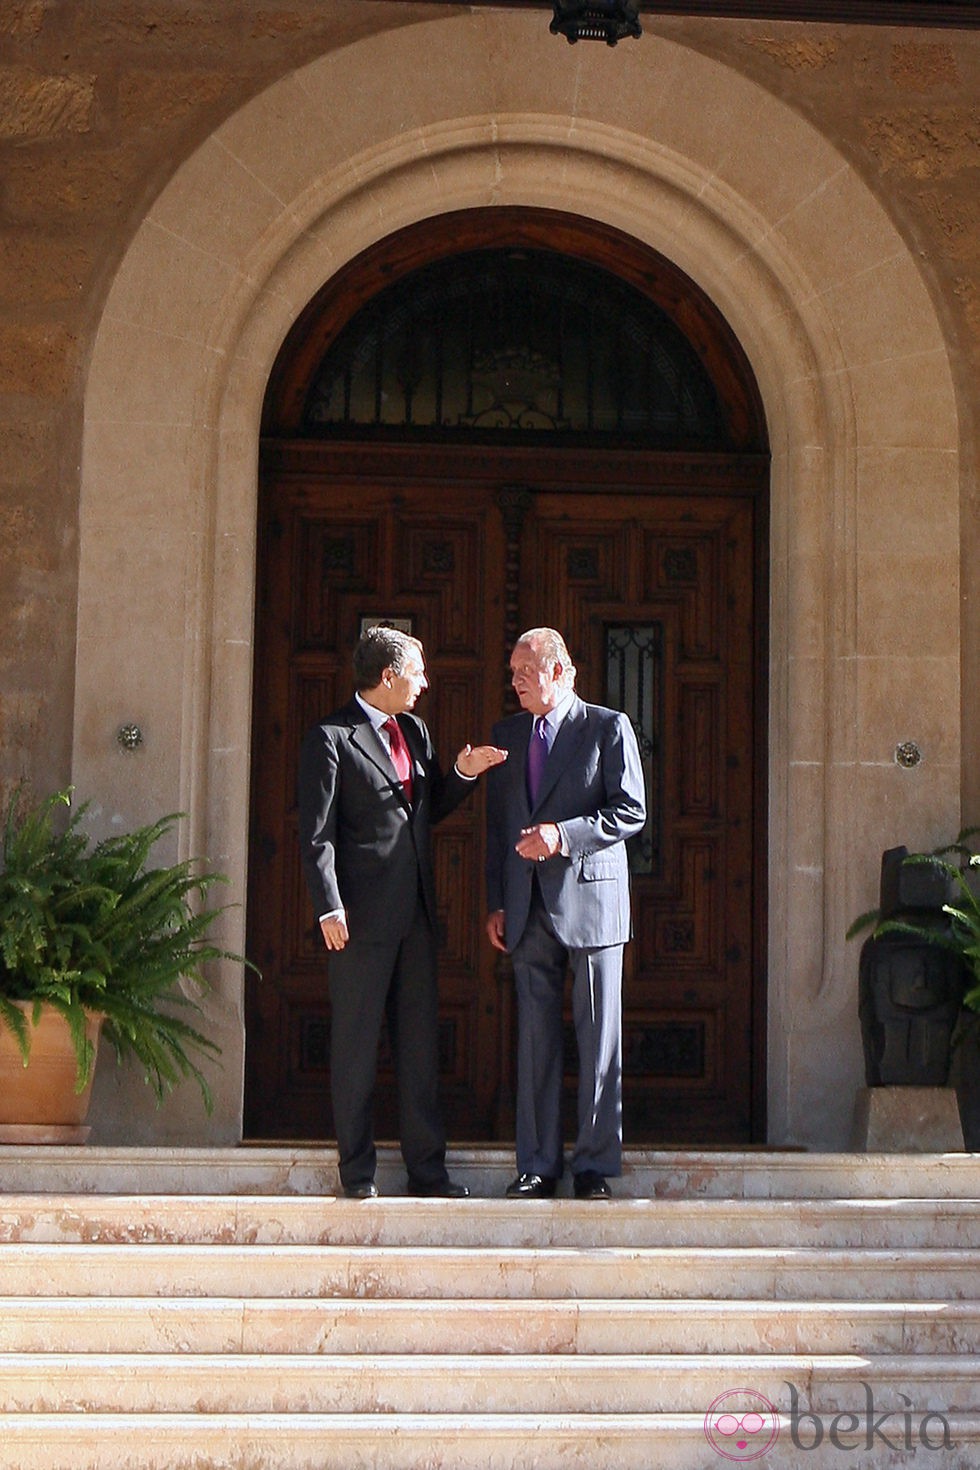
[456,744,508,778]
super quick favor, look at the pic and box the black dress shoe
[506,1172,557,1199]
[342,1181,379,1199]
[408,1177,470,1198]
[573,1170,611,1200]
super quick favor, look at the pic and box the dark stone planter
[858,845,967,1089]
[859,933,965,1086]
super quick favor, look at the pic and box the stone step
[2,1239,978,1300]
[0,1412,977,1470]
[3,1144,980,1199]
[5,1192,980,1248]
[2,1351,980,1415]
[3,1295,980,1356]
[2,1159,978,1468]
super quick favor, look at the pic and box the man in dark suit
[485,628,646,1200]
[299,625,506,1200]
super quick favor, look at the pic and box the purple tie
[526,717,548,807]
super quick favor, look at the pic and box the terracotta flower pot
[0,1002,104,1142]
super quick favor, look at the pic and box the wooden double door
[245,444,766,1144]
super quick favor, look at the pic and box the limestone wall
[0,7,976,808]
[0,1,389,801]
[0,2,977,1147]
[3,4,976,797]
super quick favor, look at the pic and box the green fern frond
[0,786,258,1107]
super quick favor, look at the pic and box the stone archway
[73,10,960,1147]
[249,208,770,1146]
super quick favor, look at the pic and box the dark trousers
[327,901,448,1189]
[510,885,624,1180]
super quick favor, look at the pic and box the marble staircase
[0,1146,978,1468]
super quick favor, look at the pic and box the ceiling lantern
[550,0,642,45]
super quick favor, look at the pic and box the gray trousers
[510,885,624,1180]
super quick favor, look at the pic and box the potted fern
[0,787,249,1139]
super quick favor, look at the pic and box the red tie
[383,717,413,802]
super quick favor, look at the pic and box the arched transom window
[299,248,731,448]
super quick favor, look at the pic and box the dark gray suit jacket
[485,694,647,952]
[298,698,470,942]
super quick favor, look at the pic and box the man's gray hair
[516,627,577,689]
[353,625,423,691]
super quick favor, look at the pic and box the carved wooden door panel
[245,474,506,1140]
[245,461,764,1144]
[520,488,761,1142]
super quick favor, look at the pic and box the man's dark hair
[352,625,422,691]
